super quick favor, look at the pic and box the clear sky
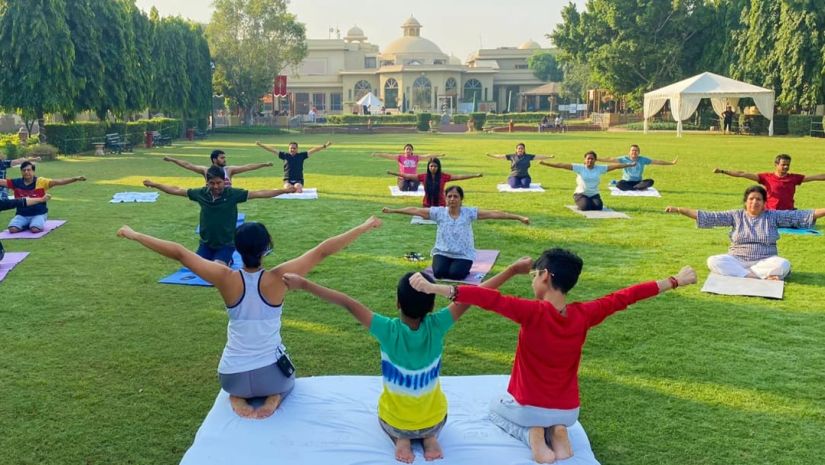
[134,0,587,61]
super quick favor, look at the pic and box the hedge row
[44,118,182,155]
[485,112,559,124]
[325,114,417,125]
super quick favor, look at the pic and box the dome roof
[347,25,364,37]
[449,54,462,65]
[518,39,541,50]
[402,16,422,28]
[383,36,444,56]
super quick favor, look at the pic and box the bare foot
[765,275,782,281]
[549,425,573,461]
[294,184,304,194]
[529,427,556,464]
[422,436,444,461]
[255,394,283,419]
[394,438,415,463]
[229,395,256,419]
[29,228,42,234]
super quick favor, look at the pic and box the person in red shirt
[410,252,697,464]
[714,154,825,210]
[388,157,482,207]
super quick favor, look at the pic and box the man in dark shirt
[143,166,294,265]
[255,141,332,193]
[721,105,735,134]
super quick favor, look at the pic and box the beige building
[285,17,551,115]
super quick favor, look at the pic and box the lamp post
[210,61,216,131]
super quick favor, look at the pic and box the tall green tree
[774,1,823,111]
[152,17,192,119]
[185,23,214,125]
[731,0,781,93]
[0,0,75,132]
[63,0,103,120]
[207,0,307,125]
[124,0,152,117]
[94,0,134,119]
[527,51,563,82]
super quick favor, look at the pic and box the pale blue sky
[134,0,587,60]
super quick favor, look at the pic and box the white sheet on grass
[110,192,160,203]
[701,272,784,299]
[390,185,425,197]
[411,215,436,225]
[608,186,661,197]
[180,375,600,465]
[565,205,630,219]
[275,188,318,200]
[497,183,545,193]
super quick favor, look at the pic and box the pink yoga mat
[0,252,29,282]
[423,249,499,285]
[0,220,66,239]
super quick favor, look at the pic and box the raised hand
[409,272,436,294]
[509,256,534,275]
[674,266,697,286]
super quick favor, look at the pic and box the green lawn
[2,131,824,465]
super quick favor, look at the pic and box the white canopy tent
[643,72,775,136]
[356,92,383,113]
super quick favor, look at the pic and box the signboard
[273,75,288,96]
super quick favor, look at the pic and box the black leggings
[616,179,654,191]
[432,254,473,280]
[573,193,603,211]
[1,198,26,262]
[398,178,421,191]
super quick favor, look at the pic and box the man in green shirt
[144,166,293,265]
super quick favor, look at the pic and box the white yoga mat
[497,183,545,193]
[608,186,661,197]
[180,375,600,465]
[701,272,784,299]
[274,188,318,200]
[565,205,630,219]
[411,215,436,225]
[110,192,160,203]
[390,185,425,197]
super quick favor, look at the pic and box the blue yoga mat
[196,213,245,233]
[158,252,242,287]
[778,227,822,236]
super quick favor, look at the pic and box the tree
[94,0,134,119]
[527,51,563,82]
[207,0,307,125]
[63,0,103,121]
[0,0,75,132]
[152,17,192,118]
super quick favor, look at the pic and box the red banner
[273,75,288,97]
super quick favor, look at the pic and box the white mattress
[181,375,600,465]
[390,185,425,197]
[275,188,318,200]
[565,206,630,219]
[701,272,784,299]
[608,186,661,197]
[497,183,545,192]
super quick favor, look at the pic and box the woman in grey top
[666,185,825,280]
[487,143,553,189]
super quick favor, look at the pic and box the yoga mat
[196,213,245,233]
[110,192,160,203]
[423,249,499,285]
[778,227,822,236]
[181,375,600,465]
[497,183,545,193]
[274,188,318,200]
[701,272,784,299]
[0,220,66,239]
[565,206,630,219]
[411,215,436,225]
[608,186,661,197]
[0,252,29,282]
[159,252,243,287]
[389,185,425,197]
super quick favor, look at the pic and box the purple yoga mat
[423,249,500,285]
[0,220,66,239]
[0,252,29,282]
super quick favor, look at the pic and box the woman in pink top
[389,157,483,207]
[410,252,696,464]
[373,144,443,191]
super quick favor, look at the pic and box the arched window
[412,76,432,109]
[463,79,482,103]
[384,78,399,108]
[354,80,372,100]
[445,78,457,95]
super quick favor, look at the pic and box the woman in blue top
[541,151,634,211]
[382,185,529,280]
[600,144,677,191]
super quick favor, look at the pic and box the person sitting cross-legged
[0,161,86,233]
[486,142,553,189]
[0,194,50,261]
[540,151,633,211]
[599,144,677,191]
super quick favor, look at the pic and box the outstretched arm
[382,206,430,219]
[450,172,483,181]
[372,153,398,160]
[599,156,619,163]
[606,162,635,172]
[247,186,296,199]
[654,266,697,293]
[255,141,279,155]
[477,209,529,224]
[307,141,332,155]
[485,153,507,159]
[651,157,678,166]
[10,156,41,166]
[282,274,373,327]
[387,170,418,181]
[227,162,273,176]
[533,154,555,160]
[803,173,825,182]
[447,256,532,321]
[273,216,382,277]
[49,176,86,187]
[713,168,759,182]
[143,179,187,197]
[539,161,573,171]
[163,156,207,176]
[664,206,698,220]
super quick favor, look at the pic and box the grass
[2,131,824,465]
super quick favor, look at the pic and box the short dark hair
[20,161,35,171]
[774,154,791,164]
[516,142,526,149]
[289,141,298,147]
[206,165,225,181]
[584,150,598,160]
[630,144,640,151]
[235,222,272,268]
[743,185,767,203]
[397,272,436,319]
[533,248,583,294]
[210,150,225,162]
[404,143,414,151]
[444,185,464,199]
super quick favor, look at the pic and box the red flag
[274,75,288,96]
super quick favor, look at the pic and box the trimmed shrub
[416,113,431,131]
[44,118,182,154]
[788,115,815,136]
[1,133,25,158]
[126,121,148,147]
[325,114,416,125]
[211,125,288,135]
[44,122,96,154]
[470,112,486,131]
[772,115,789,135]
[27,143,59,161]
[485,112,557,124]
[452,114,470,124]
